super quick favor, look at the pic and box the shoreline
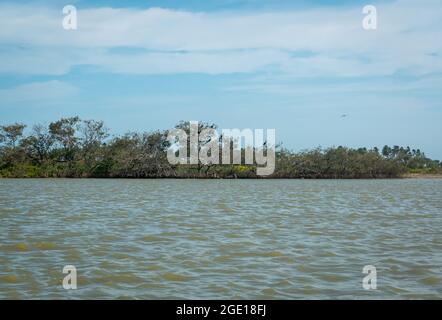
[2,175,442,180]
[401,173,442,179]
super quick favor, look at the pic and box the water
[1,179,441,299]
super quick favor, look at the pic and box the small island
[1,117,441,179]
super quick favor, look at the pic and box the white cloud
[0,81,78,104]
[0,0,441,76]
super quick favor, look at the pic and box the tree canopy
[0,117,441,178]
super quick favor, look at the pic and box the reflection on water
[0,179,441,299]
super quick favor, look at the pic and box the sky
[0,0,441,158]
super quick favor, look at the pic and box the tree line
[0,117,441,178]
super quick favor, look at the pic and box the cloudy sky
[1,0,441,158]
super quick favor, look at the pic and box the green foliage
[0,117,441,179]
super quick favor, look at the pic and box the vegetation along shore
[1,117,441,179]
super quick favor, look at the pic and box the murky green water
[1,179,441,299]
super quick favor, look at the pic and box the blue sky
[1,0,442,158]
